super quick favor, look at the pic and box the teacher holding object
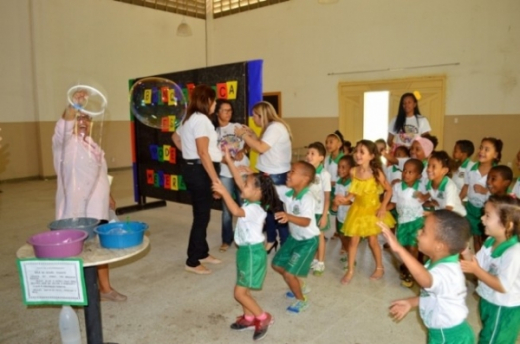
[235,101,292,253]
[172,85,222,275]
[387,92,431,149]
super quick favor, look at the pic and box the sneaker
[312,262,325,276]
[287,298,309,314]
[310,259,318,270]
[285,281,311,299]
[401,274,414,288]
[252,313,274,341]
[230,315,255,331]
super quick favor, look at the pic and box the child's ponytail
[256,174,283,213]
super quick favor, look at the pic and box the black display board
[126,61,262,211]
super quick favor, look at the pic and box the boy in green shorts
[305,142,331,276]
[378,210,475,344]
[273,161,320,314]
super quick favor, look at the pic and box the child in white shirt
[212,149,280,341]
[461,195,520,344]
[379,210,474,344]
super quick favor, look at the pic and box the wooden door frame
[338,75,446,148]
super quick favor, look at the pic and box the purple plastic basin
[27,229,88,258]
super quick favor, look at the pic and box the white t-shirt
[308,165,331,214]
[426,177,467,216]
[464,163,490,208]
[389,115,431,147]
[177,113,222,162]
[386,165,403,185]
[276,185,320,240]
[217,123,250,178]
[256,122,292,174]
[420,255,469,329]
[476,237,520,307]
[452,158,475,193]
[234,202,267,246]
[510,178,520,199]
[391,181,424,224]
[324,153,344,182]
[396,158,428,192]
[334,177,352,223]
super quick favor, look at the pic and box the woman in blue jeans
[215,99,250,252]
[235,101,292,252]
[172,85,222,275]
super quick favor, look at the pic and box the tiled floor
[0,169,514,343]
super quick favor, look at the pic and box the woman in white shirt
[235,102,292,252]
[215,99,250,252]
[387,93,431,150]
[172,85,223,275]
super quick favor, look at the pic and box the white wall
[209,0,520,117]
[0,0,207,123]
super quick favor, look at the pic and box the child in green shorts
[379,210,475,344]
[305,142,331,276]
[461,195,520,344]
[212,149,281,341]
[387,158,425,288]
[331,155,354,266]
[272,161,320,314]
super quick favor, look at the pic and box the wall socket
[111,157,116,163]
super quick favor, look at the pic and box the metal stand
[83,266,103,344]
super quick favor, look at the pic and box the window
[114,0,207,19]
[213,0,289,18]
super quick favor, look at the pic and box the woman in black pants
[172,85,222,274]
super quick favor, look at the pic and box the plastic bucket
[94,222,148,249]
[48,217,100,240]
[27,229,88,258]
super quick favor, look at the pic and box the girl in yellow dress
[338,140,395,284]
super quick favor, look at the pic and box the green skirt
[428,321,475,344]
[396,217,424,247]
[478,297,520,344]
[466,202,484,235]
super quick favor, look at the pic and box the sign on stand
[17,259,87,306]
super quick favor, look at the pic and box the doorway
[338,75,446,148]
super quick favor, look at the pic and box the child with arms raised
[461,195,520,344]
[306,142,332,276]
[272,161,319,314]
[424,151,467,216]
[340,140,395,284]
[212,149,280,341]
[379,211,474,344]
[461,137,503,252]
[387,158,425,288]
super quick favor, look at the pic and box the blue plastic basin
[94,222,148,249]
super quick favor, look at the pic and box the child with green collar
[379,210,475,344]
[452,140,475,196]
[272,161,320,314]
[387,158,425,288]
[424,151,467,217]
[305,142,331,276]
[461,195,520,343]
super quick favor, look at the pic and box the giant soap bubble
[130,77,187,130]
